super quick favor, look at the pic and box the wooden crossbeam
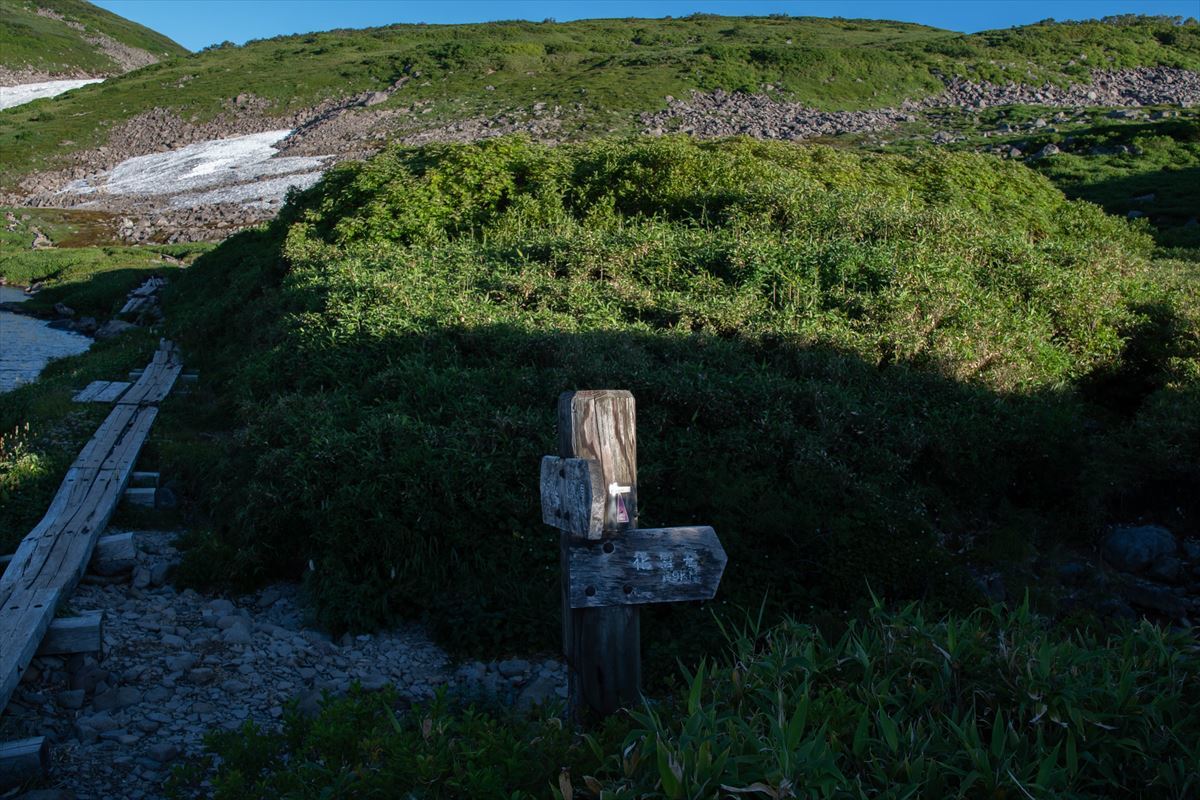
[38,610,104,656]
[0,737,48,790]
[123,487,157,508]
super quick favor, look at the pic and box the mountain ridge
[0,0,186,82]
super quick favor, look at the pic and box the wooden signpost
[543,390,727,718]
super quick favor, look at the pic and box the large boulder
[1102,525,1177,574]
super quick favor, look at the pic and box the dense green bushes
[180,602,1200,798]
[163,135,1199,655]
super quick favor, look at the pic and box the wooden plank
[558,390,641,718]
[37,610,103,655]
[568,526,727,608]
[72,381,109,403]
[0,409,148,597]
[1,406,155,598]
[91,381,131,403]
[0,588,61,716]
[0,736,49,790]
[118,362,181,406]
[540,456,604,539]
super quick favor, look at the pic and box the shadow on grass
[19,265,181,320]
[166,311,1196,663]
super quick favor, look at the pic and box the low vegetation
[175,601,1200,798]
[0,244,209,320]
[158,135,1198,659]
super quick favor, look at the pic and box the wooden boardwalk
[0,340,182,719]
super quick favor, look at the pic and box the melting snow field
[65,130,327,208]
[0,79,104,110]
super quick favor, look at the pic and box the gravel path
[1,530,566,799]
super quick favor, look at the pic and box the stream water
[0,286,92,392]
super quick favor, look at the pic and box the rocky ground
[971,522,1200,628]
[3,66,1198,244]
[639,67,1200,140]
[0,530,566,800]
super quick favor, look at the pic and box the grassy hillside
[0,15,1196,187]
[115,135,1195,659]
[0,0,186,77]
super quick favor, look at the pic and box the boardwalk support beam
[0,737,49,790]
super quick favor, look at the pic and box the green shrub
[185,602,1200,799]
[160,135,1200,656]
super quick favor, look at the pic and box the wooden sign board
[540,456,604,540]
[567,526,727,609]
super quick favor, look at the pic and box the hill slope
[0,0,186,81]
[0,15,1196,192]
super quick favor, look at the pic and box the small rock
[187,668,215,685]
[1055,560,1088,585]
[149,562,170,586]
[161,633,187,648]
[165,654,196,672]
[517,674,560,710]
[19,789,76,800]
[223,624,252,644]
[57,689,86,710]
[1182,540,1200,561]
[209,598,236,615]
[1122,580,1187,618]
[498,659,530,678]
[132,566,151,589]
[92,686,142,712]
[54,302,75,317]
[148,742,180,763]
[1102,525,1177,574]
[1148,556,1183,585]
[358,674,389,692]
[96,319,137,339]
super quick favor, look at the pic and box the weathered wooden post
[541,390,727,719]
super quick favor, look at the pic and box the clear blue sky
[94,0,1200,52]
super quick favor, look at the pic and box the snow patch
[0,79,104,110]
[63,130,328,209]
[171,171,325,209]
